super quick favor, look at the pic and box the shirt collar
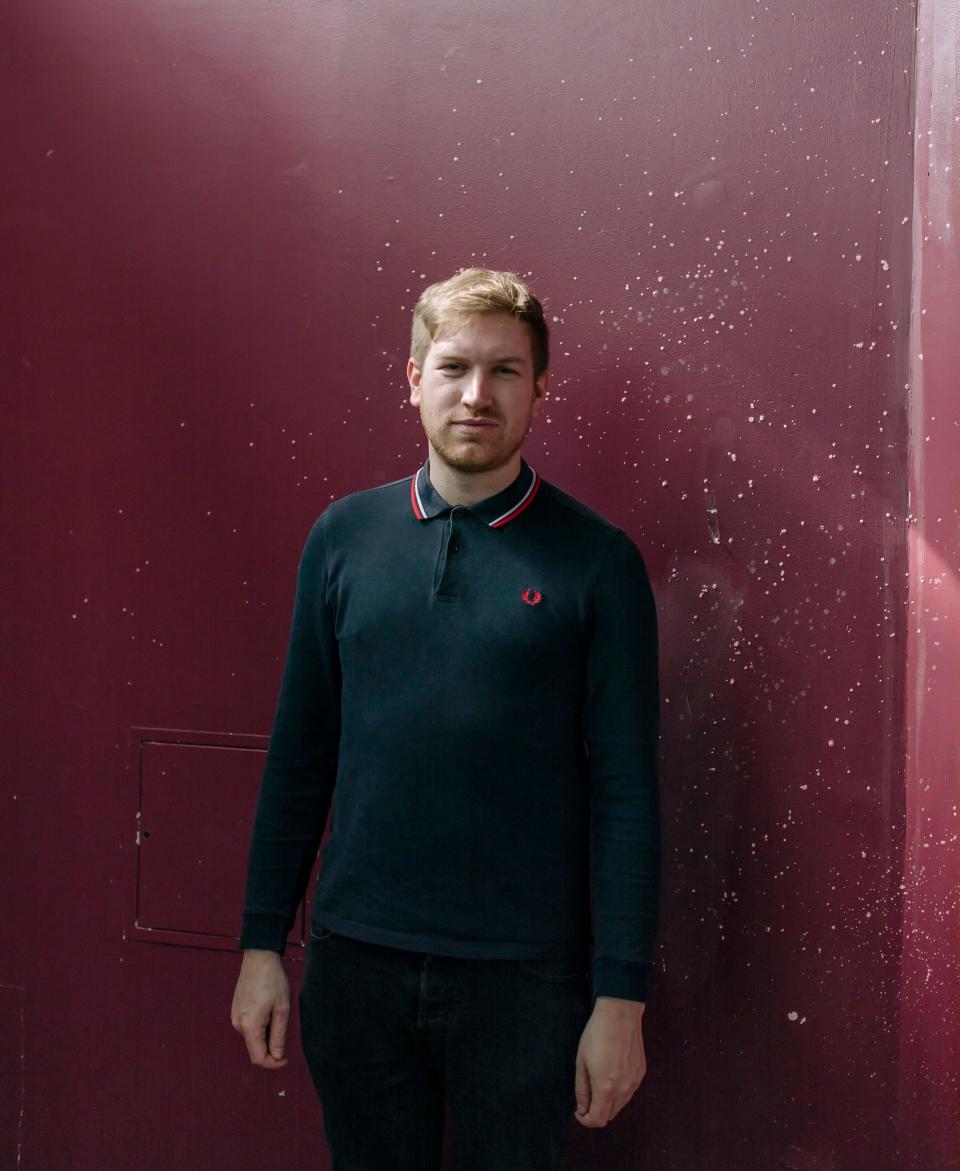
[410,458,541,528]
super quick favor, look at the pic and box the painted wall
[1,0,930,1167]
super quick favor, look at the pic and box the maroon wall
[2,1,927,1167]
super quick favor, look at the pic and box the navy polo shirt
[240,459,660,1001]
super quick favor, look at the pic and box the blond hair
[410,267,549,376]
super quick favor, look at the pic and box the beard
[421,411,532,475]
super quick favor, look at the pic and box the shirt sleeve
[239,514,342,953]
[584,529,661,1002]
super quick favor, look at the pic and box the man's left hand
[573,997,646,1127]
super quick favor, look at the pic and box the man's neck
[425,449,523,507]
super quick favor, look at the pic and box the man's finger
[268,1005,290,1061]
[242,1013,268,1065]
[574,1052,590,1118]
[256,1052,289,1070]
[578,1081,615,1127]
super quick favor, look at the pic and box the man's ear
[407,358,422,407]
[531,369,548,417]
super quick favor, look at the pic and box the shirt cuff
[592,956,650,1002]
[239,913,291,954]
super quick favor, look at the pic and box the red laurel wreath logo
[521,587,543,606]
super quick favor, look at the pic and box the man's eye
[440,363,464,372]
[495,367,519,376]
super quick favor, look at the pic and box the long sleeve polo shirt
[240,459,661,1001]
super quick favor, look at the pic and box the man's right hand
[230,949,291,1069]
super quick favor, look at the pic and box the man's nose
[461,370,493,410]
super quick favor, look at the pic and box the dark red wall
[2,1,930,1167]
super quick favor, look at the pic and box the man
[231,267,660,1170]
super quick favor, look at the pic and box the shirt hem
[312,906,591,959]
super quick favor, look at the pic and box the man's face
[407,313,548,477]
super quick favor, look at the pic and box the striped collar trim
[410,460,541,528]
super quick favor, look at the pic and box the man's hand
[230,949,291,1069]
[573,997,646,1127]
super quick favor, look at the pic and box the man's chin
[445,454,503,473]
[427,426,528,476]
[436,446,513,475]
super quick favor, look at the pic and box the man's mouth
[451,419,497,428]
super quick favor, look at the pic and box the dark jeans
[299,926,594,1171]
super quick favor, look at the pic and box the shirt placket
[435,507,466,601]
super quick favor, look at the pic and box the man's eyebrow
[434,352,528,364]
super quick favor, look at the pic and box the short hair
[410,267,549,377]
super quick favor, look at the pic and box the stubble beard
[424,415,530,475]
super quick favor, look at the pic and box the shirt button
[451,543,460,553]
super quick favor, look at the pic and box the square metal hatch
[128,728,311,952]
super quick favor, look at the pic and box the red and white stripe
[410,465,539,528]
[410,472,427,520]
[489,468,540,528]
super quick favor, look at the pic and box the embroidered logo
[521,587,543,606]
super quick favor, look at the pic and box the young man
[231,268,660,1170]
